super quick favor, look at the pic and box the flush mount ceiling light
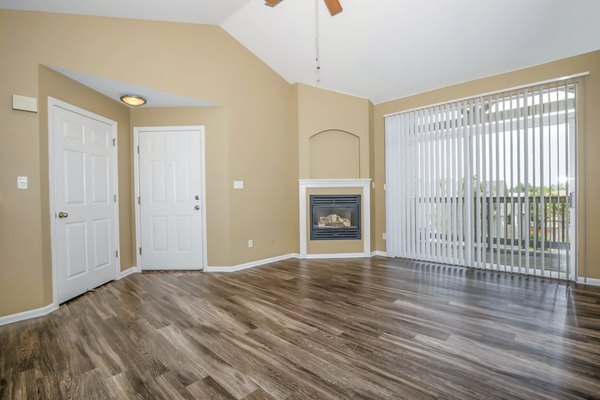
[120,94,146,107]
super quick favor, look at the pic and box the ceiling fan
[265,0,343,16]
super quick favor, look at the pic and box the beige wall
[130,107,232,266]
[0,9,298,316]
[131,105,299,266]
[368,102,376,252]
[309,130,360,179]
[297,83,370,179]
[0,65,134,314]
[296,83,372,254]
[373,50,600,280]
[2,8,598,318]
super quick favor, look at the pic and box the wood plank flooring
[1,257,600,399]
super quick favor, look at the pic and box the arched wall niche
[309,129,360,179]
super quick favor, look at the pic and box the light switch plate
[17,176,28,189]
[233,180,244,189]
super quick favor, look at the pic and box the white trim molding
[299,253,368,259]
[371,251,388,257]
[118,266,141,280]
[576,277,600,287]
[0,303,59,327]
[1,265,139,326]
[206,250,389,271]
[133,126,208,272]
[206,253,299,272]
[299,179,371,258]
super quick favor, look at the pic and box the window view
[385,80,577,279]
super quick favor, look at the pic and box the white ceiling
[223,0,600,103]
[49,66,217,108]
[4,0,600,104]
[0,0,250,24]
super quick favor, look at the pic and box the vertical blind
[385,79,577,280]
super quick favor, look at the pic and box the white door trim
[48,97,121,307]
[133,126,208,271]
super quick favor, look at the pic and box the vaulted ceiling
[2,0,600,104]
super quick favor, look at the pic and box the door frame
[48,97,121,307]
[133,126,208,271]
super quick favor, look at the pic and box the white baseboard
[206,251,383,271]
[299,252,370,259]
[576,277,600,287]
[118,266,141,279]
[371,251,387,257]
[1,251,386,325]
[205,253,298,272]
[0,266,140,326]
[0,303,59,327]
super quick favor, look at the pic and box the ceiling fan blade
[323,0,343,16]
[265,0,283,7]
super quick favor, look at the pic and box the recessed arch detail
[309,129,360,179]
[309,129,360,140]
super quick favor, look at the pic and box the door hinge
[113,138,116,147]
[115,250,119,258]
[139,247,142,255]
[137,145,139,154]
[138,196,141,205]
[114,194,117,203]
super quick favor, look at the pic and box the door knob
[58,211,69,219]
[194,205,200,211]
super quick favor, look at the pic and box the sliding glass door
[385,79,577,279]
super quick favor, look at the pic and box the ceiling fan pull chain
[315,0,321,83]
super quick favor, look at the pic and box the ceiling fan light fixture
[265,0,283,7]
[323,0,342,16]
[265,0,343,16]
[120,94,146,107]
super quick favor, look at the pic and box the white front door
[51,100,119,303]
[138,128,205,270]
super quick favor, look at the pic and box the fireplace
[310,195,361,240]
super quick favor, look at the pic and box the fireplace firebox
[310,195,361,240]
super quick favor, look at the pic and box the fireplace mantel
[299,179,371,258]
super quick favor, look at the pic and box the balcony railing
[413,193,570,273]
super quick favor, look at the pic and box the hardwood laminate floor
[1,257,600,399]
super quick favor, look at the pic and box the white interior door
[138,128,205,270]
[51,100,119,303]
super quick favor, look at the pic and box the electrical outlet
[17,176,28,189]
[248,239,253,248]
[233,180,244,189]
[382,232,387,240]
